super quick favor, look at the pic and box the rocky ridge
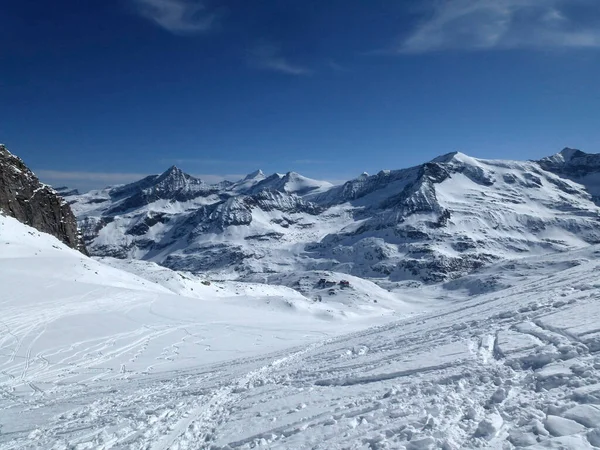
[0,145,87,254]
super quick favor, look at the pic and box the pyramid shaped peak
[540,147,587,165]
[157,165,193,181]
[558,147,585,162]
[164,165,182,175]
[154,165,204,188]
[244,169,265,181]
[430,151,474,164]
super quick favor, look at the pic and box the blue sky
[2,0,600,191]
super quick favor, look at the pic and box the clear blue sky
[2,0,600,191]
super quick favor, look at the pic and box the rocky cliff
[0,145,87,254]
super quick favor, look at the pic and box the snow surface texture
[68,149,600,285]
[2,213,600,449]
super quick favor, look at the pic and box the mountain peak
[430,151,473,165]
[244,169,265,181]
[558,147,585,162]
[151,165,205,194]
[156,165,196,183]
[162,165,183,176]
[540,147,587,165]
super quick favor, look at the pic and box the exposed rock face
[0,145,87,254]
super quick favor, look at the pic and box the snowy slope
[2,214,599,448]
[67,150,600,286]
[0,215,395,446]
[101,257,413,319]
[310,152,600,282]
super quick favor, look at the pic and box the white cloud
[327,60,348,72]
[400,0,600,53]
[130,0,216,34]
[248,42,313,76]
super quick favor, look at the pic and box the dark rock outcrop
[0,145,87,254]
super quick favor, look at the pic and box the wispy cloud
[248,42,313,76]
[399,0,600,53]
[327,60,348,72]
[130,0,217,34]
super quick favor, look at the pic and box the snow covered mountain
[67,149,600,284]
[538,147,600,204]
[68,166,336,275]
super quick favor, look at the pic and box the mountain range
[65,147,600,286]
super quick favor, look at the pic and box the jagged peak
[539,147,588,165]
[155,165,203,184]
[160,165,183,177]
[558,147,586,162]
[243,169,265,181]
[430,151,474,165]
[0,144,19,160]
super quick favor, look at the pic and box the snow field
[2,214,600,449]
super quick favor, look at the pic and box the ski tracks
[146,339,330,450]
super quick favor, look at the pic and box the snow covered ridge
[538,147,600,204]
[0,144,87,254]
[66,148,600,283]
